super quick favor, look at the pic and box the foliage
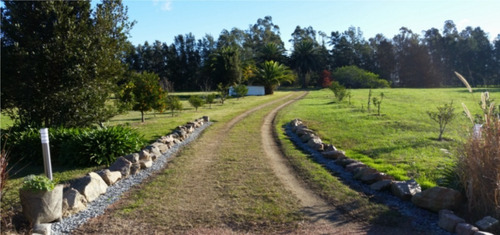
[21,175,56,192]
[0,145,8,205]
[233,84,248,99]
[122,72,165,122]
[458,92,500,222]
[367,89,372,112]
[253,60,295,95]
[188,96,205,111]
[290,40,319,88]
[205,94,216,109]
[1,1,133,128]
[209,46,242,87]
[333,66,390,88]
[217,83,230,105]
[329,81,347,102]
[165,95,183,117]
[59,125,145,167]
[320,70,332,88]
[2,125,145,167]
[427,101,456,141]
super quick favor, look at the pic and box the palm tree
[258,42,286,63]
[253,60,295,95]
[290,40,319,88]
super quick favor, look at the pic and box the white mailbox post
[40,128,53,180]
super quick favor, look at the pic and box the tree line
[128,19,500,90]
[2,0,499,128]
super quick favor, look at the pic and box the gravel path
[51,122,212,235]
[284,123,453,235]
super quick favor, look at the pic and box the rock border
[50,116,211,234]
[287,119,497,235]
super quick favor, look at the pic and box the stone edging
[287,119,497,235]
[45,116,211,234]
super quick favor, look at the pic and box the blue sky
[124,0,500,50]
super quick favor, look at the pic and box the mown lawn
[276,88,498,189]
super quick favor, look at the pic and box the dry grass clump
[456,71,500,221]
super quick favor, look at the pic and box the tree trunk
[141,111,145,122]
[265,86,274,95]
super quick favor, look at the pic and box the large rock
[307,137,324,151]
[97,169,122,185]
[411,186,463,212]
[174,128,188,140]
[300,133,316,143]
[335,158,357,167]
[62,188,87,217]
[438,209,465,232]
[290,119,302,130]
[123,153,139,163]
[391,179,421,200]
[184,125,195,133]
[139,149,151,161]
[157,135,174,144]
[33,223,51,235]
[130,162,141,175]
[345,162,365,172]
[72,172,108,202]
[370,180,392,191]
[455,223,479,235]
[203,116,209,122]
[152,142,169,153]
[296,127,314,136]
[144,145,162,160]
[140,159,153,169]
[354,168,392,184]
[109,157,132,177]
[322,150,346,160]
[475,216,499,231]
[323,144,337,152]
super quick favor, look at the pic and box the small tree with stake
[165,95,183,117]
[427,101,456,141]
[205,94,216,109]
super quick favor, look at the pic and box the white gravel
[51,122,212,234]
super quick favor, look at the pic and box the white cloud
[153,0,172,11]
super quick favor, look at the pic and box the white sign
[40,128,49,144]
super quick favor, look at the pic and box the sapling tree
[427,101,456,141]
[165,95,183,117]
[234,84,248,100]
[205,94,216,109]
[367,89,372,112]
[329,81,347,102]
[217,83,229,105]
[372,92,384,115]
[189,95,205,111]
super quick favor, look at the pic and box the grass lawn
[276,88,498,189]
[107,92,291,142]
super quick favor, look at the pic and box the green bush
[333,65,390,88]
[59,126,146,166]
[328,81,347,102]
[2,125,145,167]
[188,95,205,111]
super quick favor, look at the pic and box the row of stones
[289,119,497,235]
[61,116,210,218]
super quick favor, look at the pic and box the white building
[229,85,265,96]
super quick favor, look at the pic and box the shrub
[427,101,456,141]
[333,65,390,88]
[59,125,146,167]
[328,81,347,102]
[2,125,145,167]
[372,92,385,116]
[205,94,216,109]
[217,83,229,105]
[233,84,248,99]
[165,95,183,117]
[21,175,56,192]
[188,95,205,111]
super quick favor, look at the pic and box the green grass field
[276,88,498,189]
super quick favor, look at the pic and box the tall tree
[290,40,319,88]
[1,0,133,127]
